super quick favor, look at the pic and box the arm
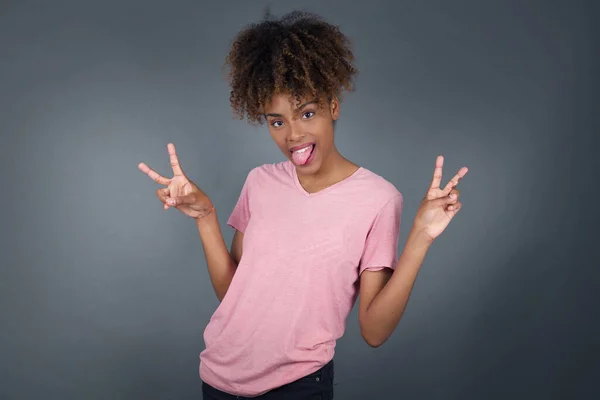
[358,229,431,347]
[197,167,253,302]
[196,210,244,302]
[358,156,468,347]
[138,142,249,302]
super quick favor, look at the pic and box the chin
[296,161,322,175]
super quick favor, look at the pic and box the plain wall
[1,0,598,398]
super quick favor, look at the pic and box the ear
[329,96,340,121]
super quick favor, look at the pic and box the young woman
[138,10,467,400]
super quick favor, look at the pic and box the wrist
[407,227,434,248]
[194,204,216,223]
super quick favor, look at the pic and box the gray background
[1,0,598,399]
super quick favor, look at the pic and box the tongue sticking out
[292,145,313,165]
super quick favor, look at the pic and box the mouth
[290,143,316,166]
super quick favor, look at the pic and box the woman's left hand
[413,156,469,242]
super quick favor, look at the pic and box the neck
[297,147,357,187]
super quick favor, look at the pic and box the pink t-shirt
[199,161,403,397]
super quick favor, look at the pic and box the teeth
[294,145,311,154]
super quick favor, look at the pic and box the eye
[302,111,315,119]
[271,120,284,128]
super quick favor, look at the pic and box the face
[263,93,340,176]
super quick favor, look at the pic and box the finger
[138,162,171,185]
[168,143,185,176]
[430,193,458,208]
[446,201,462,216]
[442,166,468,194]
[156,188,171,210]
[156,187,170,203]
[429,155,444,190]
[166,193,196,207]
[446,200,462,211]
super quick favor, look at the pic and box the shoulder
[332,166,403,220]
[354,167,403,206]
[243,161,294,188]
[249,161,292,178]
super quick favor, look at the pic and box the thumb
[168,193,196,206]
[429,194,457,208]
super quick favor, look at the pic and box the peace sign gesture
[138,143,214,219]
[413,156,468,241]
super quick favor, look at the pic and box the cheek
[314,122,334,148]
[278,143,289,156]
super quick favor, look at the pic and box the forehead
[262,93,323,114]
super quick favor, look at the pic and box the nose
[286,119,305,143]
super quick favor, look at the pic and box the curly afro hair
[224,10,358,125]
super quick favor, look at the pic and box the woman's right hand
[138,143,214,219]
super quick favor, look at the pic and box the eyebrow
[264,99,319,118]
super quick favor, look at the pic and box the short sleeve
[359,194,403,275]
[227,170,254,233]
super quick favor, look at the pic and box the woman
[138,10,468,400]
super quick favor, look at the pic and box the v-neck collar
[290,161,364,197]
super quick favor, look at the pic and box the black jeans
[202,360,334,400]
